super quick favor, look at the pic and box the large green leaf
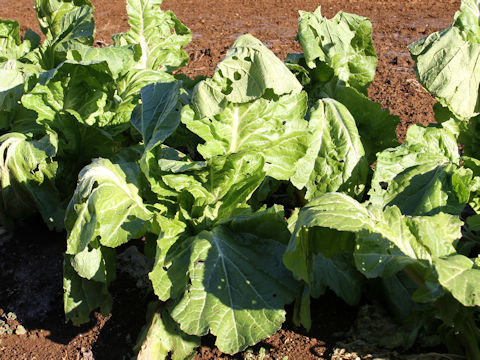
[65,157,151,255]
[145,151,266,226]
[34,0,95,69]
[66,44,141,77]
[192,34,302,118]
[35,0,94,40]
[369,125,473,216]
[408,0,480,119]
[112,0,191,72]
[292,98,368,200]
[150,207,298,354]
[284,193,462,283]
[297,7,377,93]
[22,61,121,128]
[0,132,64,230]
[131,80,183,151]
[183,92,312,182]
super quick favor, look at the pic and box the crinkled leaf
[408,0,480,119]
[369,125,470,216]
[183,92,312,182]
[0,67,29,129]
[35,0,94,40]
[21,61,123,128]
[297,7,377,92]
[0,132,64,230]
[65,158,151,254]
[192,34,302,118]
[66,44,141,77]
[0,20,41,61]
[284,193,462,283]
[112,0,191,72]
[291,98,368,200]
[158,152,266,225]
[33,0,95,68]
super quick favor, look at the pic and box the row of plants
[1,0,480,358]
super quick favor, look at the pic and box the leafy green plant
[0,0,191,230]
[4,0,480,359]
[62,6,401,358]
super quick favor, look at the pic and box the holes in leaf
[244,56,252,62]
[162,266,168,271]
[232,56,239,60]
[30,163,40,175]
[272,293,277,298]
[379,181,388,190]
[233,71,241,81]
[281,121,286,126]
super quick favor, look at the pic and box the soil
[0,0,463,359]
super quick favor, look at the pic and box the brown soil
[0,0,462,359]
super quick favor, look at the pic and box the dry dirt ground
[0,0,462,359]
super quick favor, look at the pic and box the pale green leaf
[0,132,64,230]
[135,305,199,360]
[408,0,480,119]
[297,7,377,92]
[369,125,470,216]
[192,34,302,118]
[112,0,191,72]
[292,98,368,200]
[65,158,151,254]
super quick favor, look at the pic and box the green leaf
[63,253,113,325]
[369,125,470,216]
[408,0,480,119]
[65,158,151,254]
[310,252,363,305]
[297,7,377,92]
[154,220,298,354]
[131,80,183,151]
[158,151,266,225]
[183,92,312,182]
[0,132,64,230]
[0,20,40,61]
[312,77,399,163]
[284,193,463,282]
[0,67,29,129]
[34,0,95,68]
[434,255,480,307]
[112,0,191,72]
[192,34,302,118]
[35,0,94,40]
[66,44,141,77]
[135,304,200,360]
[292,98,368,200]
